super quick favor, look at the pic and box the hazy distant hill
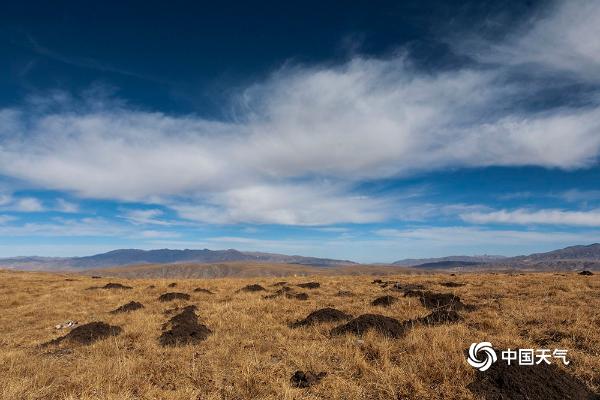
[0,248,356,271]
[393,255,506,267]
[510,243,600,262]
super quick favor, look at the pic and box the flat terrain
[0,269,598,399]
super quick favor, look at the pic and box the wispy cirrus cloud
[461,208,600,227]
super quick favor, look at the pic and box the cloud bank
[0,0,599,225]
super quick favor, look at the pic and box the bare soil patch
[290,370,327,388]
[440,282,466,287]
[46,322,122,346]
[109,301,144,314]
[290,308,352,328]
[193,287,214,294]
[297,282,320,289]
[238,284,266,292]
[405,290,475,311]
[158,307,211,346]
[467,360,598,400]
[371,295,397,307]
[167,282,177,287]
[580,270,594,276]
[330,314,407,338]
[158,292,190,302]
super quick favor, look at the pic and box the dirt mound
[291,292,309,300]
[467,359,598,400]
[158,307,211,346]
[102,283,132,289]
[110,301,144,314]
[272,281,288,286]
[47,322,122,346]
[336,290,353,297]
[330,314,406,338]
[297,282,320,289]
[167,282,177,287]
[416,309,462,325]
[164,305,197,315]
[579,270,594,276]
[91,276,101,279]
[147,285,156,289]
[440,282,465,287]
[158,292,190,302]
[264,287,308,300]
[290,308,352,328]
[239,284,266,292]
[392,283,425,291]
[193,287,214,294]
[371,295,397,307]
[290,370,327,388]
[405,290,474,311]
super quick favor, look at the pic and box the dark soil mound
[405,290,474,311]
[331,314,406,338]
[193,287,214,294]
[48,322,122,345]
[290,308,352,328]
[403,289,425,297]
[91,276,101,279]
[371,295,397,307]
[239,284,266,292]
[290,292,309,300]
[164,305,197,315]
[159,307,211,346]
[167,282,177,287]
[158,292,190,302]
[372,279,383,284]
[417,309,462,325]
[393,283,426,291]
[102,283,132,290]
[110,301,144,314]
[440,282,465,287]
[290,370,327,388]
[272,281,288,286]
[264,287,308,300]
[467,359,598,400]
[147,285,156,289]
[263,287,292,299]
[579,270,594,276]
[297,282,320,289]
[336,290,354,297]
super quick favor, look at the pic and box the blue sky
[1,0,599,262]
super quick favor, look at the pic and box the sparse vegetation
[0,268,598,399]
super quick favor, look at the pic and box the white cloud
[55,198,79,213]
[121,208,171,225]
[0,215,16,224]
[172,183,388,225]
[374,226,600,245]
[474,0,600,82]
[0,1,598,225]
[461,208,600,227]
[14,197,44,212]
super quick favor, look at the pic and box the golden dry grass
[0,269,598,399]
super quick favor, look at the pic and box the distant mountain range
[1,243,599,272]
[398,243,600,270]
[393,255,507,267]
[0,248,356,271]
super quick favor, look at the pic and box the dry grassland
[0,269,598,399]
